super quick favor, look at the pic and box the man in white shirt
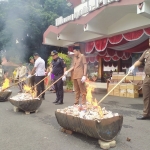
[31,53,45,100]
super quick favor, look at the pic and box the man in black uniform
[51,50,67,105]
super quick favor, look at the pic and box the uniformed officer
[129,39,150,120]
[64,46,87,105]
[51,50,67,105]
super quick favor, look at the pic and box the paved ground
[0,87,150,150]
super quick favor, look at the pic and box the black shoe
[55,102,63,105]
[41,97,45,100]
[53,100,58,103]
[136,115,150,120]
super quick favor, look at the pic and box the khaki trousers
[142,77,150,116]
[73,78,86,104]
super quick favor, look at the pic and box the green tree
[0,0,73,63]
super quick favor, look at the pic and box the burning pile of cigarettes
[10,93,40,101]
[57,104,119,121]
[57,85,119,121]
[10,84,38,101]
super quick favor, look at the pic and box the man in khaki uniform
[15,62,27,93]
[64,46,87,105]
[129,39,150,120]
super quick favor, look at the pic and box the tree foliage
[0,0,72,63]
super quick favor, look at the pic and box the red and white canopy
[69,27,150,64]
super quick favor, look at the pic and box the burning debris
[1,78,10,91]
[57,105,119,121]
[57,85,119,121]
[23,85,37,98]
[10,85,38,101]
[10,93,40,101]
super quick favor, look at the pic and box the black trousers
[54,74,64,103]
[30,75,35,87]
[35,76,45,98]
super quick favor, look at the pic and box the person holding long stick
[29,53,45,100]
[129,39,150,120]
[15,62,27,93]
[64,46,87,105]
[51,50,67,105]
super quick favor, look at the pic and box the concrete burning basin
[9,97,42,112]
[0,90,12,102]
[55,111,123,142]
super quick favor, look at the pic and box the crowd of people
[2,45,88,105]
[1,41,150,120]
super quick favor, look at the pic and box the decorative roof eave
[43,0,144,45]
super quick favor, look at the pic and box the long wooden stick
[23,76,48,93]
[37,75,64,98]
[37,68,73,98]
[2,75,34,91]
[98,72,130,104]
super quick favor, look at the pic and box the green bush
[66,80,73,90]
[47,53,71,69]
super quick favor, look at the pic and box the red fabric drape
[98,50,107,56]
[85,42,95,53]
[116,51,124,58]
[124,53,131,59]
[123,29,144,41]
[109,34,123,44]
[144,27,150,36]
[85,27,149,55]
[112,55,120,61]
[125,39,149,53]
[104,57,111,62]
[95,38,108,51]
[122,55,128,60]
[107,49,116,57]
[84,27,149,63]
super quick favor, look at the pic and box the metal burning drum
[0,90,12,102]
[9,93,42,112]
[55,111,123,141]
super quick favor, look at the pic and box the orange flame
[23,85,36,98]
[23,85,31,92]
[98,106,104,118]
[86,84,103,118]
[2,78,10,90]
[86,85,94,104]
